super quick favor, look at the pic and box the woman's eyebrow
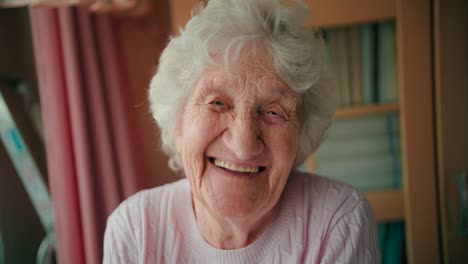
[266,86,296,101]
[198,82,231,100]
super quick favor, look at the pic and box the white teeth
[213,159,259,173]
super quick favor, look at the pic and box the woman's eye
[209,100,229,112]
[212,101,225,106]
[262,109,286,123]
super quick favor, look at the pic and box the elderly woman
[103,0,380,263]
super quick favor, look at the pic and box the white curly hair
[149,0,336,171]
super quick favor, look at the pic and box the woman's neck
[192,198,279,250]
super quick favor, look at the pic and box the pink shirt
[103,173,380,263]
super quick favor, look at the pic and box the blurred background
[0,0,466,263]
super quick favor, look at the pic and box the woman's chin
[203,169,268,218]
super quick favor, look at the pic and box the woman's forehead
[199,66,290,93]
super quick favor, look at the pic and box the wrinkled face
[176,63,300,220]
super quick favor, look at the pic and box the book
[348,26,363,105]
[316,134,401,159]
[327,27,352,107]
[378,221,405,264]
[361,23,377,104]
[315,152,399,176]
[378,224,388,261]
[337,27,352,107]
[384,222,404,264]
[377,22,398,103]
[322,31,334,74]
[322,31,340,103]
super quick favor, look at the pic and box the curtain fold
[30,6,148,264]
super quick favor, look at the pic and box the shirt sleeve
[319,199,381,264]
[102,207,139,264]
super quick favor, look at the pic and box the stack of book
[314,113,401,191]
[322,21,398,107]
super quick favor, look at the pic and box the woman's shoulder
[103,179,190,262]
[288,171,364,202]
[285,174,380,263]
[107,178,189,225]
[285,172,370,225]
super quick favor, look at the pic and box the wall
[0,7,46,264]
[116,0,179,188]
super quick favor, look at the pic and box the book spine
[349,26,362,105]
[335,28,351,107]
[377,22,397,103]
[385,114,400,188]
[361,24,376,105]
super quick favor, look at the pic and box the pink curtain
[30,7,149,264]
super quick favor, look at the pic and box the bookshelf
[335,103,399,118]
[307,1,438,263]
[168,0,439,262]
[310,0,438,263]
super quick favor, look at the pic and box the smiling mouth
[209,157,266,173]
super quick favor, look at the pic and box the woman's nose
[223,112,264,161]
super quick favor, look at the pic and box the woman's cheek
[266,123,300,159]
[199,111,229,138]
[184,108,217,140]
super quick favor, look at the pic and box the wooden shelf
[335,103,399,118]
[305,0,395,27]
[364,189,405,222]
